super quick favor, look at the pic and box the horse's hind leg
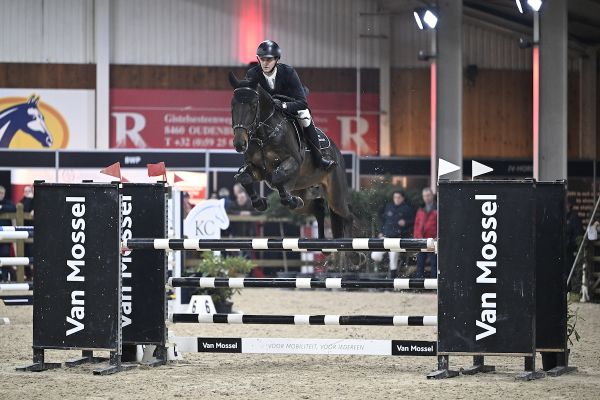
[235,166,268,211]
[329,209,347,238]
[325,167,352,238]
[312,198,326,238]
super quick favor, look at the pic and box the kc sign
[184,199,230,239]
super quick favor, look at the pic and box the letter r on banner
[112,112,148,148]
[337,116,370,154]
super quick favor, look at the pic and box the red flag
[121,176,130,183]
[174,174,184,183]
[147,162,166,180]
[100,162,122,180]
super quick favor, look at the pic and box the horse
[0,95,53,148]
[228,72,353,239]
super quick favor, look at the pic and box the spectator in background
[20,186,34,214]
[373,190,414,278]
[182,192,194,217]
[229,189,255,237]
[228,188,256,258]
[218,187,234,210]
[233,183,244,198]
[414,187,437,279]
[0,186,15,215]
[0,185,17,281]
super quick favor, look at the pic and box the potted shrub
[191,252,255,313]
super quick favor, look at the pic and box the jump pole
[168,277,438,290]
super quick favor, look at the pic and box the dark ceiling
[379,0,600,49]
[464,0,600,47]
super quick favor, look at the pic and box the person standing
[19,186,34,214]
[376,190,414,278]
[414,187,437,279]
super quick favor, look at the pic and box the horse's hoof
[348,252,362,266]
[289,197,304,210]
[252,198,268,212]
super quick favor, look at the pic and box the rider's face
[258,56,277,74]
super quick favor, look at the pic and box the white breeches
[297,109,312,128]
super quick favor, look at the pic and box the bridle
[232,87,278,149]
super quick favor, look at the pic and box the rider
[245,40,336,170]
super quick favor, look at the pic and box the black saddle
[272,95,331,151]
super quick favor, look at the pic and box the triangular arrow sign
[438,158,461,178]
[472,160,493,179]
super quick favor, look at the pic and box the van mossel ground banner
[0,89,95,149]
[110,89,379,155]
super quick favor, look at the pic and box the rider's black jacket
[245,63,308,114]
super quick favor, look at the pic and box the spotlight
[413,8,438,30]
[515,0,543,13]
[515,0,524,13]
[527,0,542,12]
[418,50,434,61]
[518,37,532,49]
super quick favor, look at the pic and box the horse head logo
[0,95,53,148]
[184,198,230,239]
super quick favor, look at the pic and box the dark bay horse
[228,72,353,239]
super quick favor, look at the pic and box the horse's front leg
[272,158,303,210]
[234,165,268,211]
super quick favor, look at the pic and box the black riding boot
[304,123,336,170]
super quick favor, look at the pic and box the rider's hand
[273,99,284,109]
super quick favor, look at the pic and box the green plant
[192,252,255,305]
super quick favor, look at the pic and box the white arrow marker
[472,160,493,179]
[438,158,461,178]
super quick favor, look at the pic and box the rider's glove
[273,99,285,109]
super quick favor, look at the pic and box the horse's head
[19,95,53,147]
[229,72,262,153]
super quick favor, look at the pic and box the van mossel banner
[0,89,95,149]
[110,89,379,155]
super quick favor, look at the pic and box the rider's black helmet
[256,40,281,59]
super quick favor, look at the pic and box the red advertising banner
[110,89,379,155]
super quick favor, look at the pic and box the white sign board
[187,295,217,315]
[184,198,230,239]
[0,88,94,149]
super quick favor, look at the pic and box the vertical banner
[121,183,167,346]
[33,183,120,350]
[535,182,568,351]
[0,89,95,149]
[110,89,379,155]
[437,181,536,355]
